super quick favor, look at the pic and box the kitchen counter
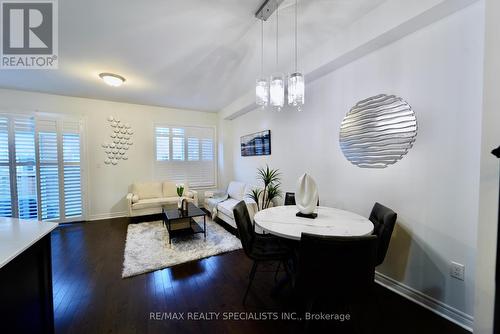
[0,217,59,333]
[0,218,58,268]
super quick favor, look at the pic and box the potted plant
[248,165,282,211]
[176,184,184,209]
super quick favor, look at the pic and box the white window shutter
[0,116,12,217]
[0,115,84,222]
[156,127,169,161]
[38,119,60,220]
[62,122,82,219]
[155,125,216,188]
[14,116,37,219]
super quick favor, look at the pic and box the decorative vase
[177,197,182,210]
[295,173,319,215]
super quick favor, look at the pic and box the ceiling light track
[255,0,284,21]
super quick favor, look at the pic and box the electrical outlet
[450,262,465,281]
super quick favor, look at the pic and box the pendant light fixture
[269,0,285,111]
[256,19,268,107]
[288,0,304,110]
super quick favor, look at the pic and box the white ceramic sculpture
[295,173,319,215]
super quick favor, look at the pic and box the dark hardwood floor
[51,217,470,334]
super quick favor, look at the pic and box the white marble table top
[0,218,58,269]
[254,206,374,240]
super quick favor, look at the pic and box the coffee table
[162,203,207,244]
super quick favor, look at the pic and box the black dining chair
[296,233,378,332]
[284,192,319,206]
[233,201,293,304]
[369,202,397,266]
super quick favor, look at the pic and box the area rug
[122,218,242,278]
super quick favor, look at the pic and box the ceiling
[0,0,387,112]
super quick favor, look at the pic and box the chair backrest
[369,202,397,266]
[297,233,377,300]
[284,192,319,206]
[284,192,296,205]
[233,201,255,257]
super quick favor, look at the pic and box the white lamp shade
[270,74,285,110]
[288,72,305,107]
[255,78,269,106]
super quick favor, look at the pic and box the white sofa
[204,181,258,229]
[126,181,198,217]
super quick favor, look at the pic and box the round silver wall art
[339,94,417,168]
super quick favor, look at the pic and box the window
[62,127,83,218]
[15,117,37,219]
[0,116,12,217]
[201,139,214,161]
[155,127,169,161]
[187,138,199,161]
[0,114,84,222]
[39,129,60,220]
[172,128,185,161]
[155,125,216,188]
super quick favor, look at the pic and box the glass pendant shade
[288,72,305,107]
[255,78,269,106]
[270,74,285,110]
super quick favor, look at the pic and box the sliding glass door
[0,114,85,222]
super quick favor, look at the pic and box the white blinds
[38,120,60,220]
[156,127,169,161]
[37,118,83,221]
[0,114,84,222]
[155,125,216,188]
[62,130,82,218]
[15,117,37,219]
[0,116,11,217]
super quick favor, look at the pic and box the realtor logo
[1,0,58,69]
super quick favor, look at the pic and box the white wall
[474,0,500,331]
[0,88,218,220]
[222,2,484,323]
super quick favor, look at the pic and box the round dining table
[254,206,374,240]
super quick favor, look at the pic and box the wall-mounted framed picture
[241,130,271,157]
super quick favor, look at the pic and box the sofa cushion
[227,181,246,200]
[217,198,240,219]
[162,181,189,197]
[131,197,178,210]
[132,182,163,200]
[162,181,178,197]
[132,194,139,203]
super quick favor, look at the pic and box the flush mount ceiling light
[99,73,126,87]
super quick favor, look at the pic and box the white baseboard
[375,272,473,332]
[87,211,128,221]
